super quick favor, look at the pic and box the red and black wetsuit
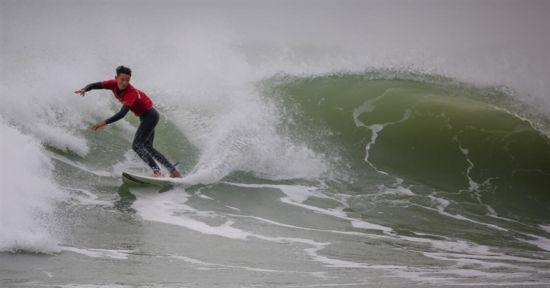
[85,79,176,173]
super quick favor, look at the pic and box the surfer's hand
[74,89,86,97]
[90,121,107,131]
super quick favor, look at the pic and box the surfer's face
[116,73,131,90]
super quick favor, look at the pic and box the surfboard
[122,171,190,187]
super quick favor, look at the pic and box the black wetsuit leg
[144,129,176,172]
[131,108,176,173]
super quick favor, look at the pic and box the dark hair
[116,65,132,76]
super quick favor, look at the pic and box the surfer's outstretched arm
[83,81,104,91]
[75,81,105,96]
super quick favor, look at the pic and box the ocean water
[1,0,549,287]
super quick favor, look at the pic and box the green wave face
[267,73,550,221]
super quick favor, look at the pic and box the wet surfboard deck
[122,171,190,187]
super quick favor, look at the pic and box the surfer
[75,65,182,178]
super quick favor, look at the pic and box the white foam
[393,233,550,282]
[0,82,95,157]
[304,245,369,269]
[398,235,493,255]
[424,251,550,264]
[63,187,113,207]
[162,80,329,186]
[224,205,241,211]
[60,246,133,260]
[0,119,62,253]
[226,213,369,237]
[224,182,392,233]
[540,224,550,234]
[132,189,251,240]
[377,185,415,197]
[418,195,509,232]
[46,152,113,177]
[429,195,451,210]
[521,234,550,252]
[169,253,323,275]
[222,182,329,204]
[198,193,214,200]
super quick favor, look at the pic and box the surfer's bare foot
[170,170,182,178]
[152,171,163,177]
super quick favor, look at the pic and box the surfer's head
[115,65,132,90]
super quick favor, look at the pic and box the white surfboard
[122,171,191,187]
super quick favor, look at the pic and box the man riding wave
[75,65,182,178]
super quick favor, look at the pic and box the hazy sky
[2,0,549,112]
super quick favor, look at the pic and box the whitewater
[1,0,549,287]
